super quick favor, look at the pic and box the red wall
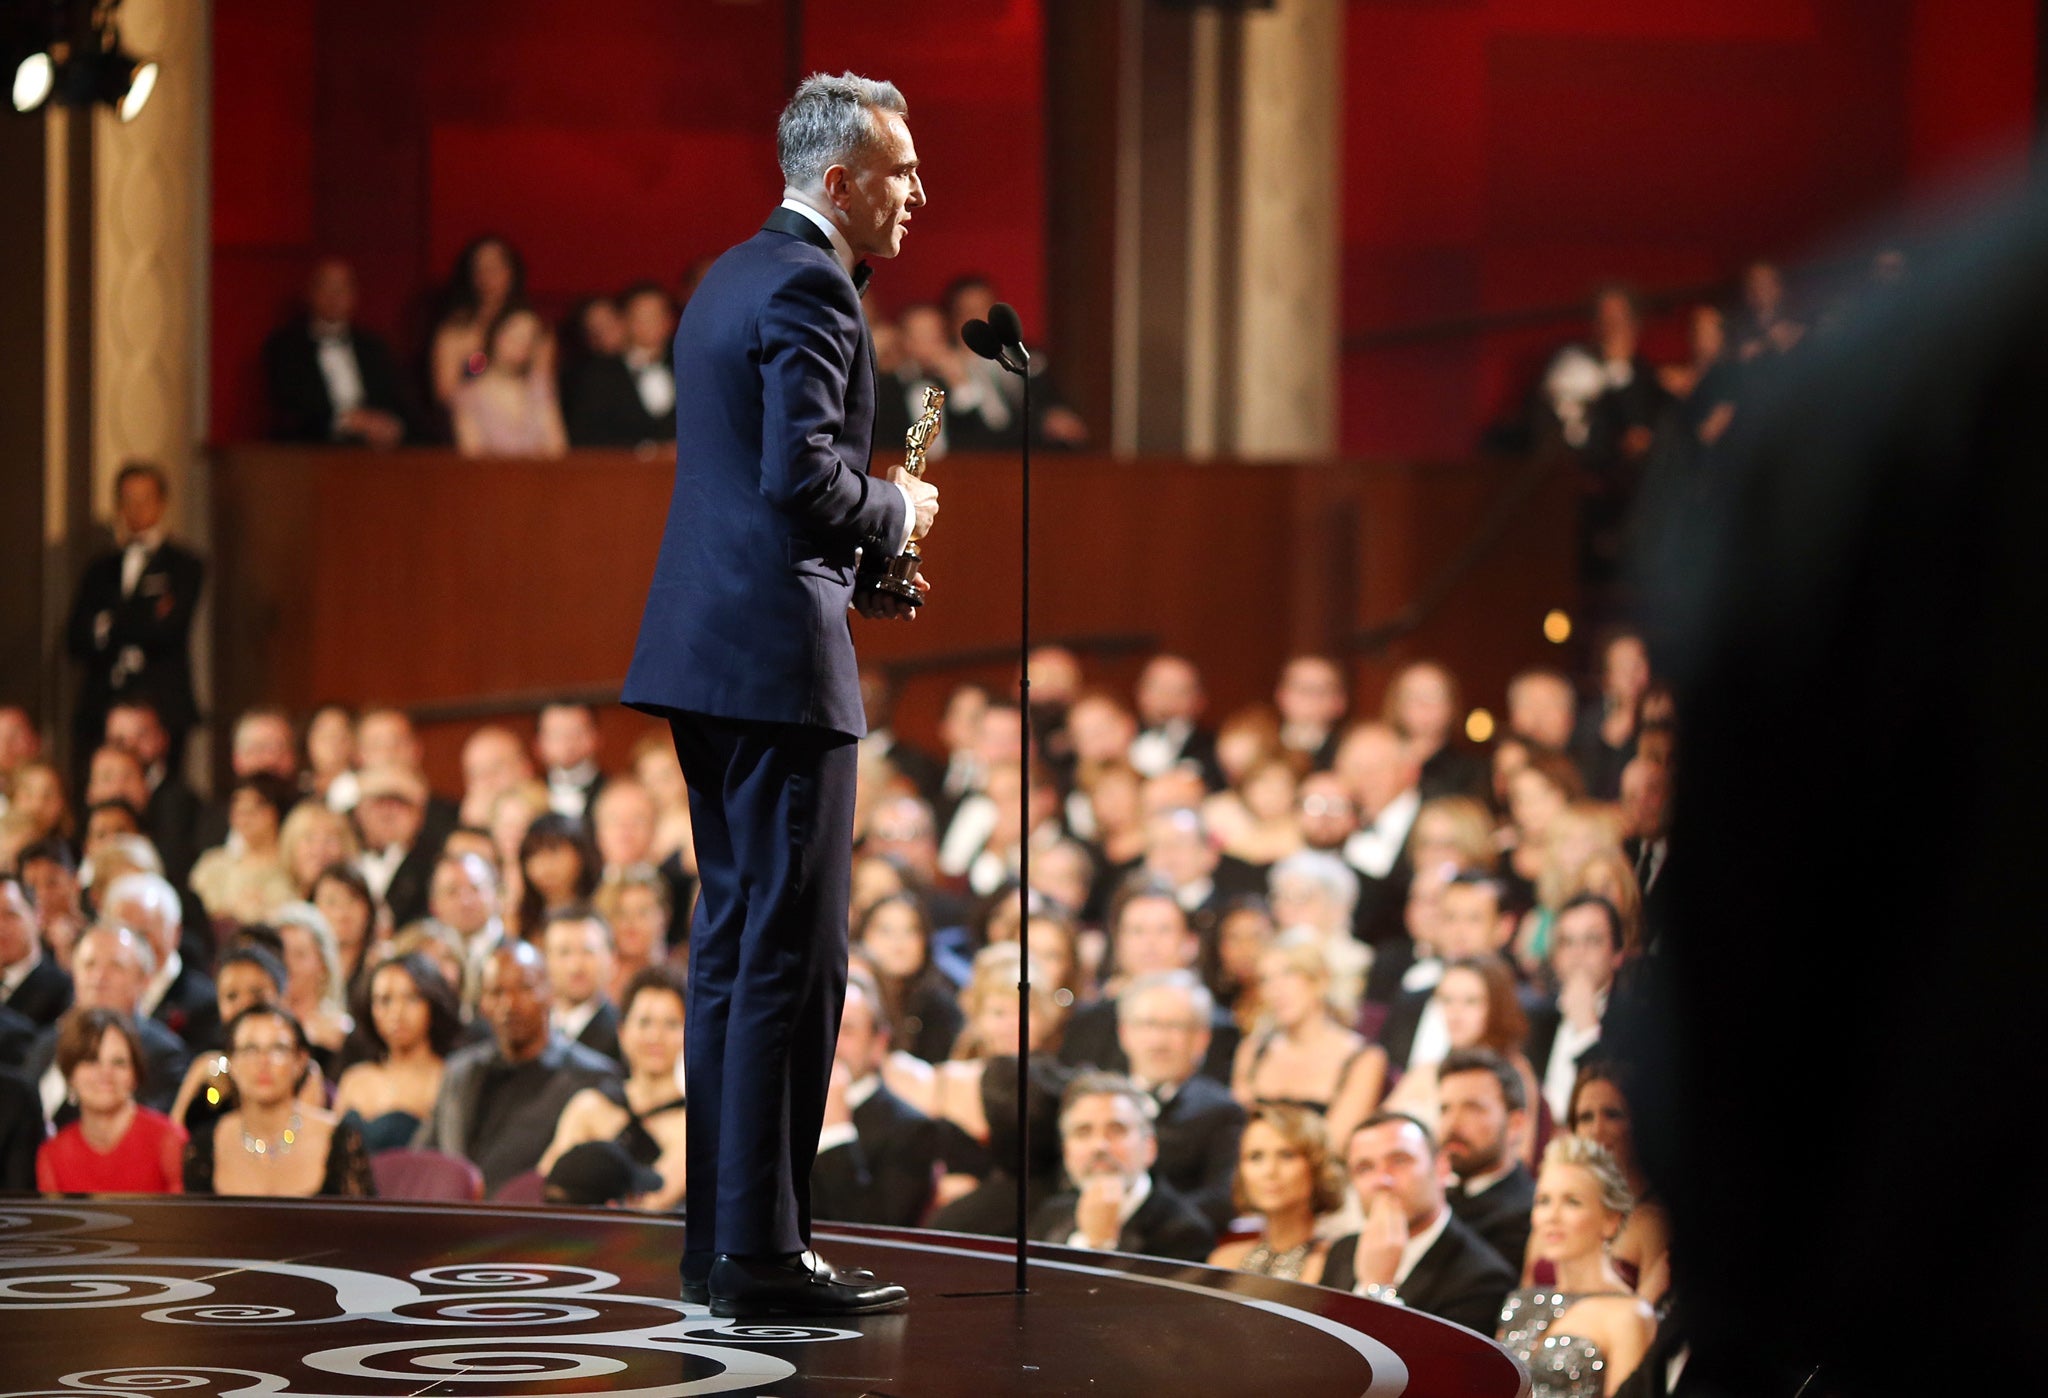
[210,0,1045,443]
[1338,0,2039,458]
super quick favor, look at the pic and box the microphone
[961,317,1027,376]
[987,302,1031,367]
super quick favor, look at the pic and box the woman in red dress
[36,1007,186,1194]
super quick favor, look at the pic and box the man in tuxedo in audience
[1534,894,1628,1124]
[1507,668,1578,755]
[0,876,71,1030]
[936,700,1025,873]
[1114,970,1245,1231]
[428,850,506,1016]
[565,282,679,447]
[1129,655,1223,790]
[101,871,214,1048]
[857,793,972,933]
[1275,655,1349,772]
[64,462,204,786]
[354,765,442,930]
[1139,806,1261,939]
[1438,1048,1536,1270]
[262,257,408,447]
[537,703,606,822]
[811,970,943,1227]
[30,926,188,1122]
[1059,887,1238,1083]
[1620,755,1673,948]
[356,708,460,843]
[1335,723,1422,946]
[542,907,622,1066]
[1323,1112,1517,1335]
[1296,770,1362,860]
[105,700,205,889]
[193,708,303,852]
[1029,1072,1216,1262]
[415,942,620,1194]
[1380,873,1520,1072]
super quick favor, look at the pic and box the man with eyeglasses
[1114,970,1245,1231]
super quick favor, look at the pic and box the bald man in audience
[459,725,534,827]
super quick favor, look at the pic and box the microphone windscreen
[988,302,1025,347]
[960,318,1005,362]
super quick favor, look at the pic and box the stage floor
[0,1198,1527,1397]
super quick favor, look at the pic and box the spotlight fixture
[9,0,158,122]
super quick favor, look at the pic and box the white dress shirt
[1353,1202,1453,1298]
[625,346,676,420]
[1344,787,1421,880]
[1,939,42,1001]
[547,760,599,819]
[311,317,366,431]
[1541,992,1608,1125]
[552,996,603,1047]
[1066,1171,1154,1250]
[1129,720,1193,779]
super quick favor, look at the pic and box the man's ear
[820,164,853,212]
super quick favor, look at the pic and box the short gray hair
[1116,969,1214,1027]
[1269,849,1361,919]
[778,72,907,190]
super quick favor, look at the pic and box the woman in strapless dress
[1496,1135,1655,1396]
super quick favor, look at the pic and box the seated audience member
[1,1068,45,1190]
[1140,804,1256,938]
[1380,873,1518,1073]
[1383,957,1540,1158]
[311,863,384,1001]
[517,813,600,942]
[1512,800,1624,980]
[1267,850,1369,1020]
[304,703,357,810]
[1203,753,1303,873]
[1570,631,1651,801]
[1558,1060,1669,1301]
[83,745,154,855]
[458,724,534,828]
[3,873,72,1029]
[1115,969,1245,1231]
[105,698,206,886]
[537,703,606,822]
[1324,1112,1517,1333]
[1232,930,1385,1151]
[927,1053,1071,1237]
[1436,1048,1537,1270]
[488,783,549,924]
[542,907,621,1066]
[558,294,626,397]
[263,257,407,447]
[274,903,353,1070]
[1506,670,1578,758]
[978,893,1088,1013]
[1128,655,1221,788]
[353,765,442,930]
[374,924,473,1030]
[19,840,88,962]
[564,282,677,447]
[1029,1071,1215,1261]
[185,1005,373,1198]
[332,952,461,1152]
[1385,661,1489,803]
[594,865,677,1002]
[279,801,359,901]
[927,943,1063,1159]
[1060,888,1237,1083]
[5,761,71,850]
[191,708,302,855]
[452,307,567,458]
[940,274,1089,448]
[1500,751,1583,921]
[1617,757,1671,940]
[36,1007,185,1194]
[425,851,505,1013]
[1366,795,1499,1004]
[590,777,693,926]
[539,966,687,1210]
[430,234,533,411]
[1534,895,1629,1126]
[1029,838,1098,930]
[812,969,943,1227]
[100,872,213,1048]
[167,942,312,1133]
[1333,723,1423,946]
[1208,1103,1344,1281]
[1497,1136,1656,1394]
[1274,654,1349,772]
[854,893,963,1066]
[414,942,619,1194]
[1214,895,1278,1029]
[1294,770,1360,867]
[189,773,300,930]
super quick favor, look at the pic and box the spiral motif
[409,1264,615,1294]
[144,1303,297,1325]
[306,1344,627,1381]
[57,1373,212,1391]
[695,1322,862,1344]
[0,1273,210,1309]
[409,1300,599,1326]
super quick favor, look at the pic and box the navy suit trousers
[669,712,857,1265]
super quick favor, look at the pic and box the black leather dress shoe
[708,1252,909,1318]
[684,1249,871,1306]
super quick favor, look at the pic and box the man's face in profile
[834,110,924,261]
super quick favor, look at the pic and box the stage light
[1543,609,1572,644]
[109,53,155,121]
[1465,708,1496,743]
[5,0,158,122]
[12,51,52,112]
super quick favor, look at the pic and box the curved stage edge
[0,1198,1529,1397]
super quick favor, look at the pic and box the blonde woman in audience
[274,902,352,1067]
[184,1005,373,1198]
[1496,1135,1655,1395]
[280,801,359,899]
[1266,850,1370,1020]
[629,732,695,869]
[928,942,1066,1143]
[451,308,567,458]
[1207,1103,1346,1282]
[1408,796,1497,884]
[538,967,689,1210]
[1232,930,1386,1152]
[189,773,300,929]
[331,952,461,1153]
[594,864,677,1003]
[1564,848,1643,961]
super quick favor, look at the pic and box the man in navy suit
[623,72,934,1320]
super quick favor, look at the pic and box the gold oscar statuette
[873,385,944,607]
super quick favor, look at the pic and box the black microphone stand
[1011,353,1032,1295]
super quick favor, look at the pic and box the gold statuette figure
[872,385,944,607]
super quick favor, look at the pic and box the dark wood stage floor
[0,1198,1528,1397]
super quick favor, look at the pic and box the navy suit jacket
[623,209,905,738]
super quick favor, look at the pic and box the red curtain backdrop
[210,0,1045,444]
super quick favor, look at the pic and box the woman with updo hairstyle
[38,1008,185,1193]
[517,812,601,940]
[332,952,462,1153]
[1207,1103,1347,1282]
[854,892,964,1066]
[1495,1135,1655,1396]
[1232,929,1386,1154]
[184,1005,374,1198]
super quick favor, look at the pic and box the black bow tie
[852,261,873,297]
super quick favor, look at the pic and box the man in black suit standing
[811,970,942,1227]
[262,257,407,447]
[564,283,679,448]
[621,72,934,1319]
[1438,1048,1536,1272]
[1114,970,1245,1232]
[64,463,204,782]
[1324,1112,1517,1335]
[1029,1072,1216,1262]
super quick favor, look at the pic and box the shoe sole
[709,1295,907,1319]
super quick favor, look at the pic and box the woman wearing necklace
[1496,1135,1654,1396]
[1206,1104,1344,1283]
[37,1008,186,1194]
[184,1005,374,1198]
